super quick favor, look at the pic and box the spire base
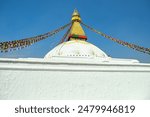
[68,34,87,41]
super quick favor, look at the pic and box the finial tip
[71,9,81,22]
[72,9,80,16]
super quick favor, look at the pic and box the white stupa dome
[44,10,108,59]
[44,40,108,59]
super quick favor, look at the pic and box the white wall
[0,58,150,100]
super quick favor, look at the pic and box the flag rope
[0,22,71,53]
[81,22,150,55]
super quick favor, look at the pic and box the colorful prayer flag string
[0,22,71,53]
[81,22,150,55]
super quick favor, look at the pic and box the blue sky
[0,0,150,63]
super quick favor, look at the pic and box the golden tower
[68,9,87,41]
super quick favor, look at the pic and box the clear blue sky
[0,0,150,63]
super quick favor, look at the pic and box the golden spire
[71,9,81,22]
[68,9,87,41]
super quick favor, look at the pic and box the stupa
[0,10,150,100]
[44,9,138,63]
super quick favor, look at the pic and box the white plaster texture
[0,57,150,100]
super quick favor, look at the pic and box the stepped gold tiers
[45,9,108,59]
